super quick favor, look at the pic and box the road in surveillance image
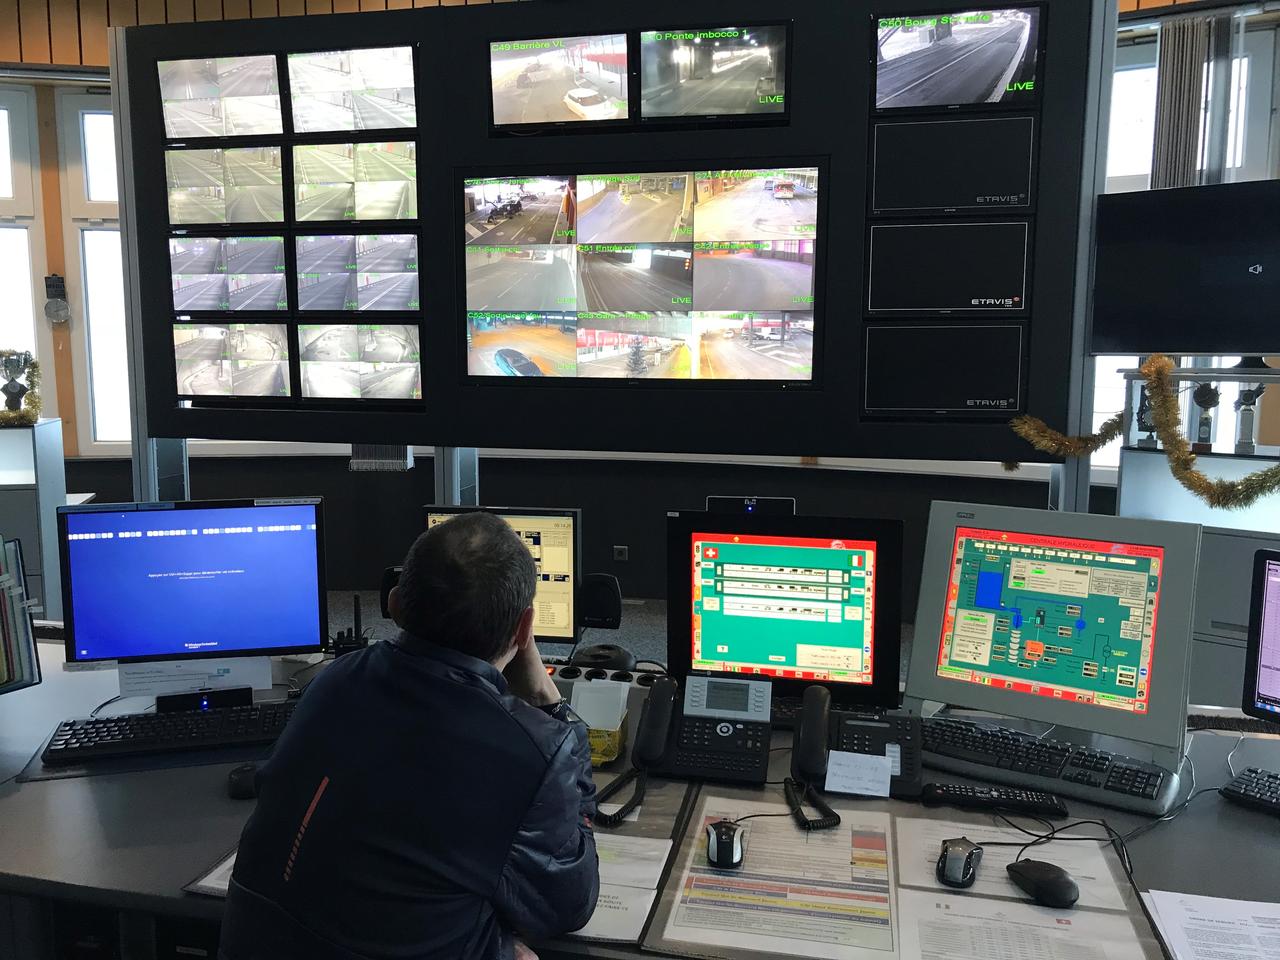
[576,313,693,379]
[359,324,420,363]
[360,362,420,399]
[639,25,787,119]
[464,177,574,246]
[693,240,815,311]
[297,235,357,311]
[170,237,229,311]
[355,235,418,310]
[490,34,629,126]
[692,169,819,241]
[692,312,813,380]
[167,147,284,224]
[875,8,1041,110]
[159,56,282,138]
[288,47,416,133]
[173,323,290,398]
[466,312,577,377]
[576,243,692,312]
[466,245,577,312]
[294,144,356,222]
[355,142,417,220]
[173,324,230,396]
[223,237,287,311]
[299,325,421,399]
[577,173,693,243]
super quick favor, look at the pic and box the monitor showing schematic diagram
[906,501,1202,752]
[938,527,1163,713]
[667,512,903,707]
[424,506,579,642]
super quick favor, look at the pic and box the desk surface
[1,643,1279,957]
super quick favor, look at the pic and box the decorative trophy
[1191,382,1219,454]
[0,350,40,426]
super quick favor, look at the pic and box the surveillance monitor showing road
[639,25,788,119]
[173,323,291,397]
[223,236,288,311]
[299,324,422,400]
[875,8,1041,111]
[159,56,283,138]
[168,147,285,225]
[294,142,417,222]
[288,47,416,132]
[490,34,629,126]
[867,221,1029,313]
[296,234,419,311]
[170,237,229,311]
[463,166,819,382]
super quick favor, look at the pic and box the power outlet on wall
[613,545,629,562]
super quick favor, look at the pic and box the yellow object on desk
[570,678,631,767]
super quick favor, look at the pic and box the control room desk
[1,643,1279,960]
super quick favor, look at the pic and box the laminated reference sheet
[662,795,898,960]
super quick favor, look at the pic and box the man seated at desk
[220,512,599,960]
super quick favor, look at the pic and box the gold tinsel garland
[0,352,41,428]
[1008,354,1280,510]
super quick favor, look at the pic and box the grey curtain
[1150,17,1213,189]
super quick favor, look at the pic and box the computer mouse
[1006,859,1079,909]
[936,837,982,888]
[227,762,259,801]
[706,819,744,870]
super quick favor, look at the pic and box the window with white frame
[0,88,42,363]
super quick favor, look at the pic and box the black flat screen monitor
[867,221,1029,314]
[863,323,1024,415]
[665,511,903,708]
[490,34,630,128]
[874,7,1042,111]
[0,539,41,697]
[639,24,790,121]
[58,498,327,664]
[463,165,820,382]
[423,506,581,643]
[1092,180,1280,354]
[1243,550,1280,724]
[871,117,1035,213]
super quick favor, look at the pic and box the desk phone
[637,675,772,786]
[792,685,923,799]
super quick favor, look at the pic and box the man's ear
[387,585,404,628]
[513,606,536,651]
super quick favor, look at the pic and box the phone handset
[594,677,677,829]
[784,686,842,831]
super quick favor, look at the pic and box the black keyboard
[42,702,296,766]
[662,716,770,783]
[1220,767,1280,817]
[771,696,802,729]
[921,782,1069,819]
[922,717,1176,815]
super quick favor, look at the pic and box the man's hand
[514,940,539,960]
[503,638,562,708]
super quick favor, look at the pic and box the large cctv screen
[463,167,819,382]
[159,56,283,138]
[489,34,630,127]
[298,324,422,400]
[173,323,290,398]
[166,147,285,225]
[874,8,1041,111]
[295,234,419,312]
[639,25,788,119]
[288,47,416,132]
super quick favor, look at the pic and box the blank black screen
[1092,181,1280,354]
[864,324,1023,413]
[872,117,1035,213]
[868,222,1029,313]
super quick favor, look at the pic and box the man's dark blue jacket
[218,636,599,960]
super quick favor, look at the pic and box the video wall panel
[126,0,1094,457]
[463,167,818,381]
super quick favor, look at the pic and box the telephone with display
[791,685,924,799]
[594,675,771,828]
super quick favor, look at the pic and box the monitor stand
[117,656,272,701]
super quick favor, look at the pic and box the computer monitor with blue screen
[1243,550,1280,723]
[58,498,327,663]
[666,511,903,707]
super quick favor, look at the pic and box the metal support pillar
[434,447,479,507]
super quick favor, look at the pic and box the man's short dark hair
[397,512,537,662]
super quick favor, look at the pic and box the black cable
[90,695,123,717]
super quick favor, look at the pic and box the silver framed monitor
[905,501,1202,769]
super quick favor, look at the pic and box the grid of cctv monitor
[159,7,1043,408]
[52,496,1201,761]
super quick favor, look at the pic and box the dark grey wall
[65,456,1116,618]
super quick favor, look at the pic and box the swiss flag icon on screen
[704,548,718,559]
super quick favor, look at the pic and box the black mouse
[227,762,259,800]
[1006,859,1079,908]
[936,837,982,889]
